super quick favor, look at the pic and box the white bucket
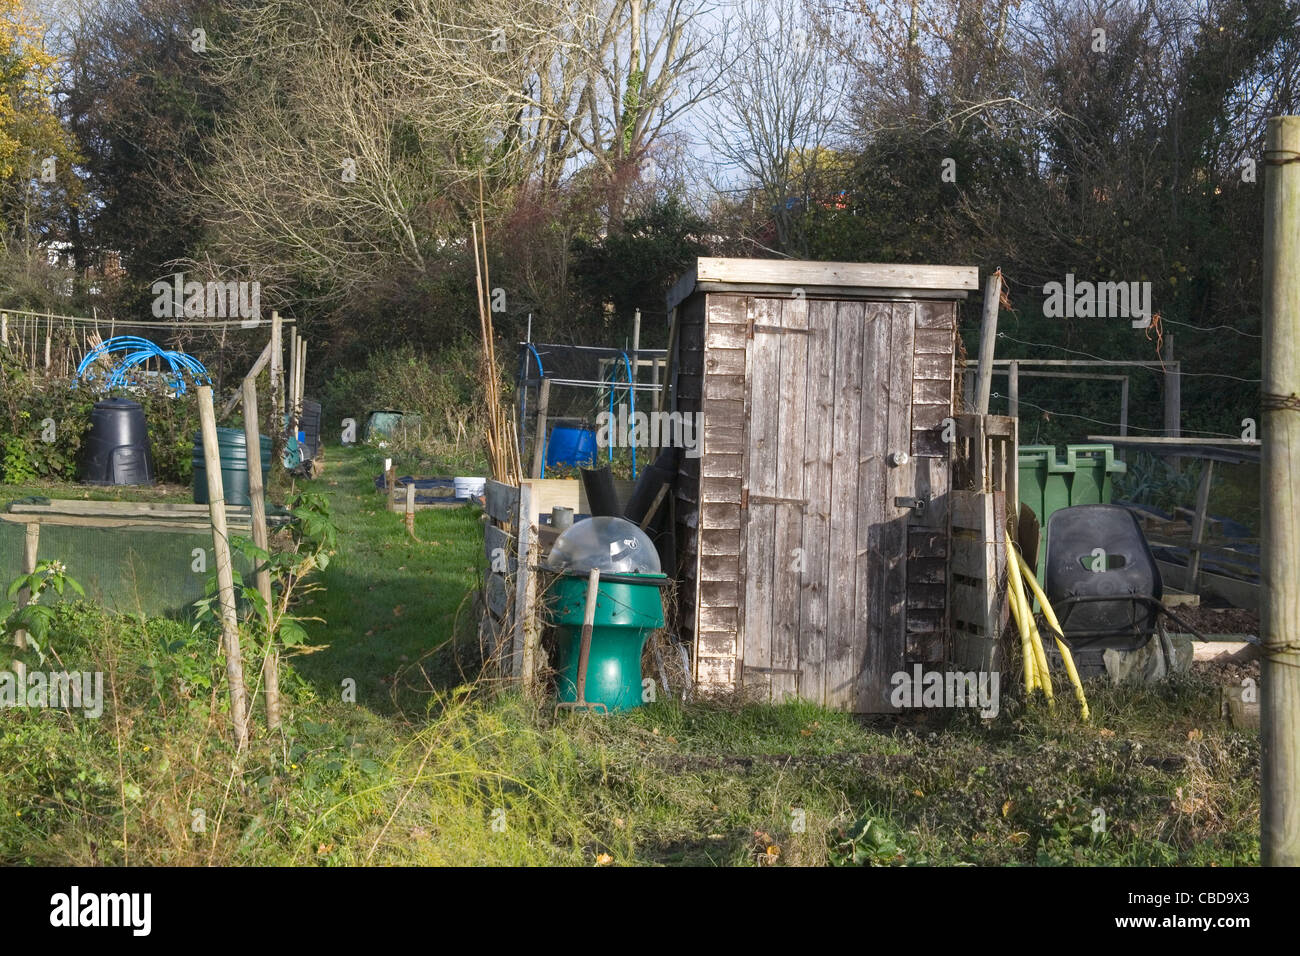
[454,476,486,500]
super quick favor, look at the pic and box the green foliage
[0,349,200,485]
[570,198,712,339]
[318,340,490,474]
[1114,452,1204,514]
[829,815,918,866]
[193,488,337,656]
[1,559,85,664]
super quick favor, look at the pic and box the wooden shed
[665,258,983,712]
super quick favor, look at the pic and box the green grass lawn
[292,447,483,713]
[0,445,1261,866]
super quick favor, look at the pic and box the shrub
[0,349,200,485]
[319,340,495,473]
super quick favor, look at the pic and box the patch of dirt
[1193,657,1260,686]
[1166,605,1258,636]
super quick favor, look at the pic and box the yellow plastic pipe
[1004,528,1039,696]
[1015,550,1091,721]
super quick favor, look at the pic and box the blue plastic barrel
[545,425,598,470]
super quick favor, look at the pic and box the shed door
[740,298,915,712]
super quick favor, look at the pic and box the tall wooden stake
[13,523,39,650]
[269,311,284,468]
[243,378,279,730]
[198,386,250,749]
[1261,114,1300,866]
[974,270,1002,414]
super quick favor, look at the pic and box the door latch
[894,496,928,515]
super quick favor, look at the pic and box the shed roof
[667,258,979,311]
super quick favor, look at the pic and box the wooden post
[242,378,279,731]
[1261,114,1300,866]
[1007,360,1019,445]
[974,271,1002,414]
[1,312,7,348]
[287,326,298,420]
[1163,335,1180,438]
[293,338,302,424]
[574,567,601,704]
[1185,459,1214,594]
[531,378,551,479]
[405,483,415,537]
[197,386,250,749]
[512,481,539,689]
[12,523,39,650]
[269,311,283,467]
[1119,376,1130,437]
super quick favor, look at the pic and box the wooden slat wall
[482,479,519,664]
[904,301,957,674]
[950,490,1008,672]
[948,413,1017,674]
[673,295,707,679]
[694,294,748,692]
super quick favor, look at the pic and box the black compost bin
[1043,504,1162,652]
[78,398,155,486]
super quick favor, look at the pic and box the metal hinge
[895,496,928,515]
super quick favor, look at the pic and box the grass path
[294,446,482,713]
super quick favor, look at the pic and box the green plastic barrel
[192,429,272,506]
[1017,443,1126,583]
[548,572,666,712]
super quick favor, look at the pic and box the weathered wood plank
[913,378,951,405]
[695,655,735,690]
[699,604,738,630]
[705,348,746,375]
[704,400,745,428]
[907,556,948,584]
[701,452,744,479]
[913,353,954,380]
[705,324,747,349]
[697,632,737,658]
[702,423,744,455]
[770,294,809,701]
[704,373,745,402]
[827,300,866,710]
[485,572,510,618]
[701,476,742,504]
[700,553,741,581]
[700,528,741,555]
[915,300,957,328]
[693,258,979,292]
[484,479,518,524]
[701,501,741,530]
[484,523,516,573]
[799,298,837,707]
[912,405,949,430]
[742,295,782,701]
[914,328,954,354]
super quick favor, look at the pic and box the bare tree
[705,0,847,255]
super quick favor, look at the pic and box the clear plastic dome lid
[546,516,662,575]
